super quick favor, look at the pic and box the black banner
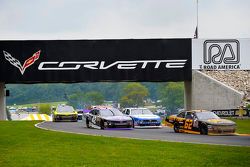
[0,39,191,83]
[212,109,250,117]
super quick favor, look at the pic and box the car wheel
[100,120,105,130]
[200,125,208,135]
[86,118,90,128]
[174,123,180,133]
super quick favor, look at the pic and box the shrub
[247,104,250,109]
[38,103,51,115]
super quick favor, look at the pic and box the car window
[193,114,198,119]
[177,112,185,118]
[90,110,96,115]
[196,111,220,120]
[96,110,100,116]
[185,112,193,119]
[130,109,153,115]
[125,109,130,115]
[57,105,74,112]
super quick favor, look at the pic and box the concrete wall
[0,82,6,120]
[184,70,244,110]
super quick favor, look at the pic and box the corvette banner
[0,39,191,83]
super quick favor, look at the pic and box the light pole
[196,0,199,38]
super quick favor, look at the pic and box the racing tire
[174,123,180,133]
[100,120,105,130]
[86,118,90,128]
[200,125,208,135]
[52,116,57,122]
[71,119,77,122]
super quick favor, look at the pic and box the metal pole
[196,0,199,38]
[0,82,6,120]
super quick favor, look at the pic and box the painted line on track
[236,133,250,136]
[35,121,250,147]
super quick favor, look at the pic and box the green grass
[8,101,66,108]
[0,121,250,167]
[228,118,250,134]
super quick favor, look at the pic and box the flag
[194,26,198,39]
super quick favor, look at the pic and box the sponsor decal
[3,50,187,72]
[3,50,41,75]
[212,109,249,117]
[199,40,240,70]
[38,60,187,70]
[213,110,235,116]
[3,50,187,75]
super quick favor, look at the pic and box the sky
[0,0,249,40]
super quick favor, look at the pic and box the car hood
[131,115,160,120]
[202,119,236,125]
[102,116,132,121]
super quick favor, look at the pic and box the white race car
[123,108,162,128]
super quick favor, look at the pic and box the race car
[52,104,78,122]
[166,110,236,135]
[85,107,133,129]
[123,108,162,128]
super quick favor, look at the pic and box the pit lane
[36,121,250,147]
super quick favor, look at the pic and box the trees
[158,82,184,114]
[120,83,149,107]
[6,83,160,105]
[67,93,85,108]
[67,91,104,108]
[84,91,104,106]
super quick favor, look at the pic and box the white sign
[192,39,250,70]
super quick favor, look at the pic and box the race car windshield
[100,109,123,116]
[57,106,74,112]
[196,112,220,120]
[131,109,153,115]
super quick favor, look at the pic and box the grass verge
[8,101,66,108]
[0,121,250,167]
[228,118,250,134]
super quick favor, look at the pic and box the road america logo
[201,40,240,70]
[3,50,41,75]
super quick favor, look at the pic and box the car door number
[184,119,193,130]
[92,116,97,124]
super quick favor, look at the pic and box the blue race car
[123,108,162,128]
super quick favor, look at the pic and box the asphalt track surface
[37,121,250,147]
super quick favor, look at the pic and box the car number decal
[92,116,97,124]
[184,119,193,130]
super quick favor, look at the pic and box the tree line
[6,82,184,113]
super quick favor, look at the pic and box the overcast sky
[0,0,249,40]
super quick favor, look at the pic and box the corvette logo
[3,50,41,75]
[2,50,187,74]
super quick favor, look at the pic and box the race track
[37,121,250,147]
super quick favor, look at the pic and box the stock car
[123,108,162,128]
[166,110,236,135]
[85,107,133,129]
[52,104,78,122]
